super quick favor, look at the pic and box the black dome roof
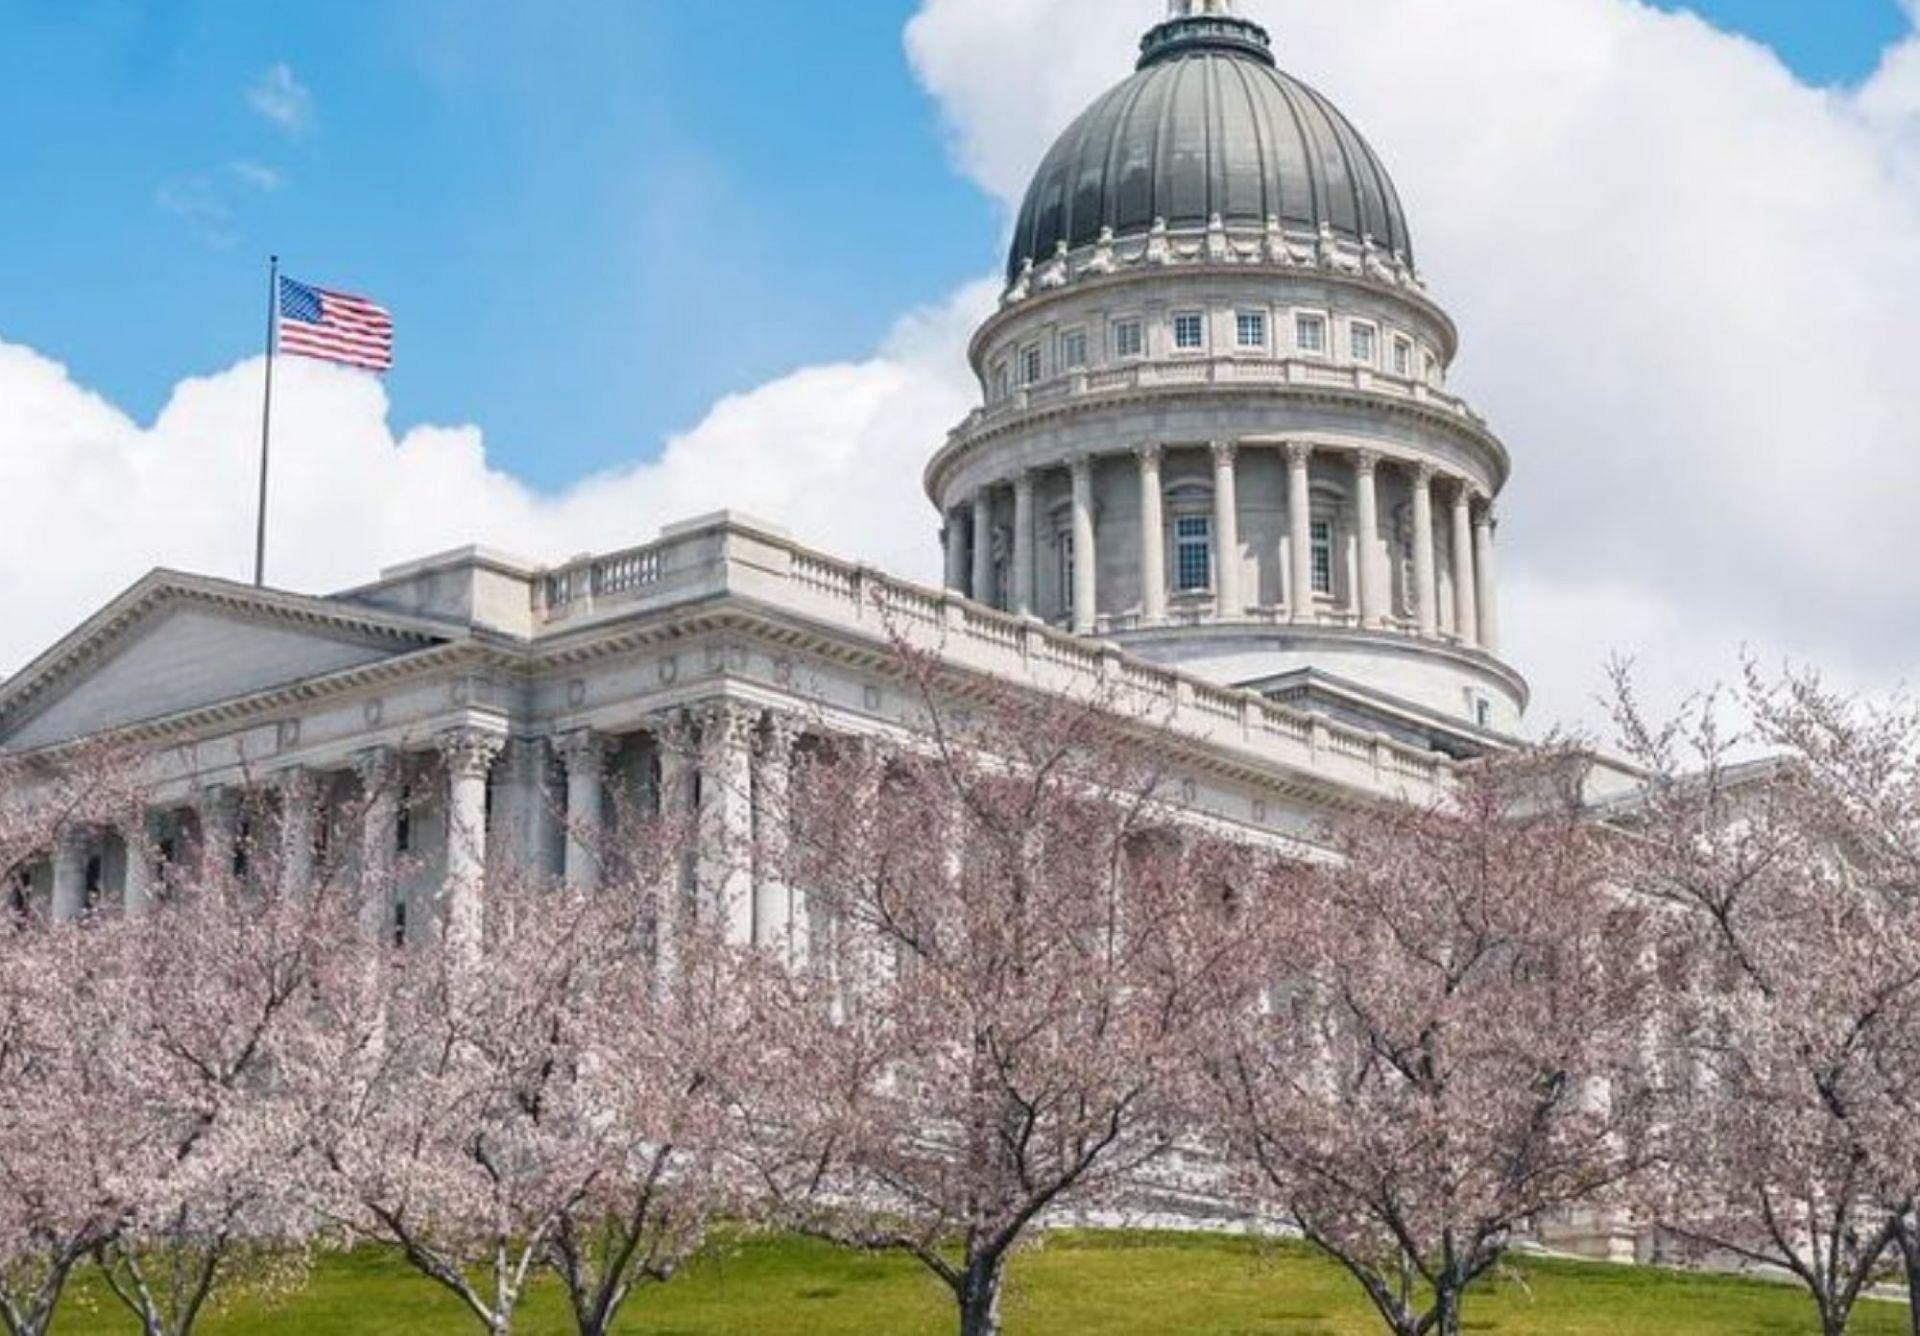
[1006,7,1413,283]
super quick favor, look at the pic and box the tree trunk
[1431,1285,1463,1336]
[1899,1222,1920,1336]
[956,1259,1005,1336]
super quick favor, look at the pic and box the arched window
[1164,479,1215,599]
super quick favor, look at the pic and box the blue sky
[0,0,1903,489]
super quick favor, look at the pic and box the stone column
[276,768,318,901]
[1354,451,1385,627]
[971,487,995,606]
[50,830,88,924]
[1211,440,1241,621]
[755,714,805,961]
[356,748,401,940]
[1474,498,1501,655]
[1011,471,1036,618]
[122,812,156,917]
[440,728,504,958]
[698,703,758,945]
[197,787,242,882]
[1135,445,1166,625]
[1069,455,1097,635]
[1451,480,1480,647]
[1411,463,1438,637]
[943,510,968,594]
[498,737,559,877]
[1286,442,1316,620]
[558,730,611,893]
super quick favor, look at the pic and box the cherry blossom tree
[0,921,134,1336]
[298,833,754,1336]
[1207,749,1657,1336]
[1612,665,1920,1336]
[89,847,363,1336]
[767,657,1259,1336]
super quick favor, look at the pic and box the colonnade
[34,706,814,960]
[944,442,1500,654]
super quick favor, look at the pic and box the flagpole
[253,255,279,588]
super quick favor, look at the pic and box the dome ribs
[1003,18,1414,283]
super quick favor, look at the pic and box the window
[1393,336,1413,377]
[1425,352,1440,383]
[1173,311,1206,351]
[1350,322,1377,364]
[1113,318,1144,360]
[392,899,408,949]
[1296,313,1327,356]
[396,800,413,855]
[1059,327,1088,369]
[1475,698,1493,729]
[1236,310,1267,349]
[1310,520,1334,596]
[1020,343,1044,386]
[1173,515,1213,594]
[991,360,1009,402]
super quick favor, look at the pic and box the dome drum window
[1350,322,1377,365]
[1173,312,1207,352]
[1113,318,1145,360]
[1295,313,1327,356]
[1020,343,1044,386]
[1059,327,1089,370]
[1236,310,1267,349]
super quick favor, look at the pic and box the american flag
[277,276,393,372]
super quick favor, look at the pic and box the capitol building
[0,0,1634,1067]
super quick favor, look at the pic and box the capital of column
[1411,460,1437,486]
[1068,453,1093,482]
[439,727,506,780]
[1474,495,1498,527]
[355,746,399,790]
[1132,442,1163,468]
[1285,440,1315,469]
[274,766,315,802]
[697,701,760,754]
[1209,439,1237,466]
[1353,449,1380,478]
[557,728,612,776]
[760,711,806,758]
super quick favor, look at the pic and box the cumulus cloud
[7,0,1920,741]
[0,280,990,678]
[246,63,313,134]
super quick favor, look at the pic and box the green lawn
[47,1232,1911,1334]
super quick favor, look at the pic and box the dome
[1006,4,1413,283]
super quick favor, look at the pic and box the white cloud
[7,0,1920,745]
[0,280,990,678]
[154,175,236,248]
[228,160,286,193]
[246,63,313,134]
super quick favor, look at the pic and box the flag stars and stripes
[277,276,393,372]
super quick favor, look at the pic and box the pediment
[0,575,459,751]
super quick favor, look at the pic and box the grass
[45,1231,1913,1334]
